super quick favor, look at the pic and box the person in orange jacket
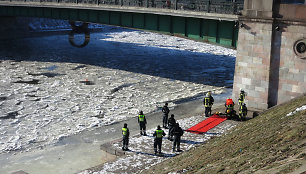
[225,98,236,119]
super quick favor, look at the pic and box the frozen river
[0,23,236,157]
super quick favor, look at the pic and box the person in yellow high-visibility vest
[153,125,166,155]
[238,89,246,106]
[138,110,147,136]
[239,103,248,121]
[122,123,130,151]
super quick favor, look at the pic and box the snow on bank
[286,105,306,117]
[0,25,236,154]
[79,115,238,174]
[102,30,236,57]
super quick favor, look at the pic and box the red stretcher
[186,114,227,134]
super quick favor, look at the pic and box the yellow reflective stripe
[204,97,211,107]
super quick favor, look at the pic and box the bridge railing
[1,0,244,15]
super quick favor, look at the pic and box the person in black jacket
[203,92,214,117]
[162,102,170,128]
[122,123,130,151]
[167,114,176,140]
[153,125,166,155]
[138,110,147,136]
[171,123,184,152]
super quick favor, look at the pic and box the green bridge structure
[0,0,244,48]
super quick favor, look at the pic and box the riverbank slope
[142,94,306,174]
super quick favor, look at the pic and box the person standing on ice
[162,102,170,128]
[153,125,166,155]
[171,122,184,152]
[138,110,147,136]
[122,123,130,151]
[168,114,176,140]
[203,91,214,117]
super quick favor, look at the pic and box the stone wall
[275,22,306,104]
[233,0,306,110]
[233,19,273,109]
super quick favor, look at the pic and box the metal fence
[1,0,244,14]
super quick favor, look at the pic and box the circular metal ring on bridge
[69,21,89,31]
[293,39,306,59]
[69,30,90,48]
[69,21,90,48]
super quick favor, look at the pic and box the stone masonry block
[242,77,252,85]
[257,102,268,109]
[238,62,248,67]
[289,68,300,74]
[247,100,258,109]
[293,74,305,82]
[282,84,292,91]
[261,81,269,89]
[255,86,265,92]
[248,90,260,98]
[245,33,255,41]
[253,57,263,64]
[292,85,301,93]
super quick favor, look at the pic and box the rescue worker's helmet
[240,88,244,93]
[157,125,161,129]
[124,123,127,128]
[139,110,143,115]
[165,102,168,106]
[206,93,210,97]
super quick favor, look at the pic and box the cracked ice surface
[0,25,236,154]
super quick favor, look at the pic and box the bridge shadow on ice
[0,31,235,87]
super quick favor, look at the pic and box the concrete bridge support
[233,0,306,109]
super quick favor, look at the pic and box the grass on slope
[142,94,306,174]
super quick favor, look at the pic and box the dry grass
[141,95,306,174]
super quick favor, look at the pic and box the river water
[0,21,236,173]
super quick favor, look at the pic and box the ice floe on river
[0,24,236,154]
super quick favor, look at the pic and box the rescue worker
[122,123,129,151]
[153,125,166,155]
[238,89,246,106]
[171,123,184,152]
[239,103,248,121]
[225,98,235,119]
[138,110,147,136]
[203,91,214,117]
[167,114,176,140]
[162,102,170,128]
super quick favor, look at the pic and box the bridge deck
[0,1,238,21]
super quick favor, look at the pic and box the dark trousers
[139,122,146,135]
[173,135,181,151]
[154,138,162,153]
[163,114,168,127]
[205,107,211,117]
[168,126,173,140]
[122,136,129,150]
